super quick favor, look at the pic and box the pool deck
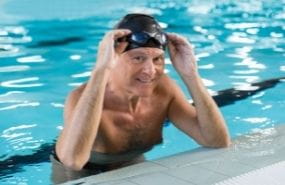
[61,124,285,185]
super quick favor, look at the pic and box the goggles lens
[128,32,167,46]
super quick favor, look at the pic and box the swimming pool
[0,0,284,184]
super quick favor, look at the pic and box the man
[52,13,230,183]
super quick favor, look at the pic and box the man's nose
[142,60,155,75]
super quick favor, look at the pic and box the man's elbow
[200,134,231,148]
[56,149,87,171]
[208,137,231,148]
[60,156,85,171]
[214,138,231,148]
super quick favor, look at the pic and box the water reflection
[198,63,214,69]
[71,71,91,78]
[246,28,259,34]
[230,75,260,83]
[0,101,40,111]
[235,57,266,69]
[70,54,81,61]
[227,32,256,44]
[68,82,83,87]
[224,22,261,30]
[0,65,30,72]
[202,78,215,87]
[50,102,64,108]
[17,55,45,63]
[0,26,31,58]
[1,77,43,88]
[233,69,259,74]
[1,124,43,151]
[0,44,20,57]
[243,117,269,124]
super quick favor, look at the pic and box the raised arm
[55,29,130,170]
[167,33,231,148]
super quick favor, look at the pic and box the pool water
[0,0,284,184]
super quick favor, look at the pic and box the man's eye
[133,56,145,62]
[154,57,163,64]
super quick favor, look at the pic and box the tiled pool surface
[61,124,285,185]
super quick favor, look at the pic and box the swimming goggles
[126,31,168,47]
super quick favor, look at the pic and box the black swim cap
[115,13,167,51]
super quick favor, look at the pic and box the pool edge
[60,124,285,185]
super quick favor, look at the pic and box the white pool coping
[214,160,285,185]
[61,124,285,185]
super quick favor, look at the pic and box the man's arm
[56,68,110,171]
[55,29,130,170]
[167,33,230,148]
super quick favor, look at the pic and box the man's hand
[95,29,131,70]
[167,33,198,77]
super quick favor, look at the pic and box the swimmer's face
[116,47,165,96]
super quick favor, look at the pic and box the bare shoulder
[71,83,87,97]
[63,83,87,122]
[64,82,87,107]
[157,74,183,97]
[66,83,87,103]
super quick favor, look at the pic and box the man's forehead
[127,47,164,56]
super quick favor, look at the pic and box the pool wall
[60,124,285,185]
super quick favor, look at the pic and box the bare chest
[96,100,168,153]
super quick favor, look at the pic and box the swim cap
[114,13,167,52]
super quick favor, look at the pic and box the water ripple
[202,78,215,87]
[230,75,260,83]
[71,71,91,78]
[70,54,82,61]
[0,26,31,58]
[234,57,266,69]
[128,7,163,16]
[0,36,32,44]
[68,82,83,87]
[1,124,36,139]
[251,91,265,99]
[242,117,269,123]
[233,69,259,74]
[0,26,28,35]
[0,101,40,111]
[0,91,39,111]
[1,124,43,151]
[227,33,256,44]
[196,52,210,59]
[50,102,64,108]
[1,77,44,88]
[0,44,20,58]
[199,63,214,69]
[233,83,260,91]
[0,65,30,72]
[17,55,45,63]
[225,22,261,29]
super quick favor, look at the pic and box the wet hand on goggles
[167,33,198,77]
[95,29,131,70]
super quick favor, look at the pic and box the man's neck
[106,80,142,114]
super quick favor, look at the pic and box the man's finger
[167,32,188,45]
[167,40,176,53]
[113,29,131,40]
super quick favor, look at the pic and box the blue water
[0,0,284,184]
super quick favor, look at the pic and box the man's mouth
[136,78,154,84]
